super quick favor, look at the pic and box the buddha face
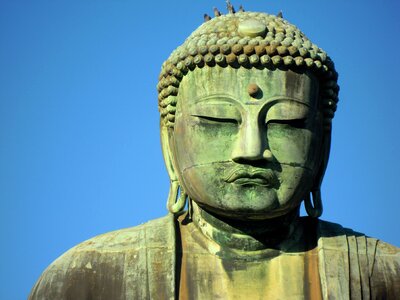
[171,67,323,220]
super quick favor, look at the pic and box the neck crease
[191,201,301,252]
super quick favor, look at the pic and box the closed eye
[193,115,238,124]
[267,118,307,128]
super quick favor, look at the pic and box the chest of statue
[179,219,323,300]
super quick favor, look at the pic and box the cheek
[180,163,225,203]
[174,116,238,168]
[267,124,319,167]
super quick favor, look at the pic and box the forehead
[177,67,319,107]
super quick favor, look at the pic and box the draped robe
[29,214,400,299]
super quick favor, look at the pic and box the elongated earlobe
[305,127,331,218]
[161,124,187,214]
[167,180,187,214]
[304,190,323,218]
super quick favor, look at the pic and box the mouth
[223,168,277,187]
[231,177,271,186]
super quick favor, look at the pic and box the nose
[231,118,273,163]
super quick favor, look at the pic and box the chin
[196,199,299,221]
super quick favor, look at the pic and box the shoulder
[29,214,176,300]
[315,218,400,297]
[72,213,175,252]
[316,218,399,263]
[370,239,400,297]
[316,218,399,253]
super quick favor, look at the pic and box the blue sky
[1,0,399,299]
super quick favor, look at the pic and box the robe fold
[29,215,400,300]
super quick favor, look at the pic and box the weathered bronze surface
[30,7,399,300]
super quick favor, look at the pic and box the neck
[191,201,300,251]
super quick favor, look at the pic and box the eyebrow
[265,97,311,107]
[192,94,237,103]
[191,94,312,108]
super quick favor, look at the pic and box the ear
[315,129,332,189]
[305,129,331,218]
[160,122,178,182]
[160,122,187,213]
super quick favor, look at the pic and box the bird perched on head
[213,7,221,17]
[226,0,235,14]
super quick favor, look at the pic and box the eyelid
[190,104,241,121]
[192,115,238,125]
[266,101,310,123]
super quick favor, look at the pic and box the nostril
[231,151,264,163]
[232,156,244,164]
[232,156,252,164]
[231,156,272,169]
[231,149,273,164]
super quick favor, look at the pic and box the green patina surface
[30,7,400,300]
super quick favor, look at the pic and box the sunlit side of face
[171,66,323,220]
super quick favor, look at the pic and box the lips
[223,167,277,187]
[231,177,270,186]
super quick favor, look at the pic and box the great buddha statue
[30,6,399,300]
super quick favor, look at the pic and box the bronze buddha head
[158,11,339,220]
